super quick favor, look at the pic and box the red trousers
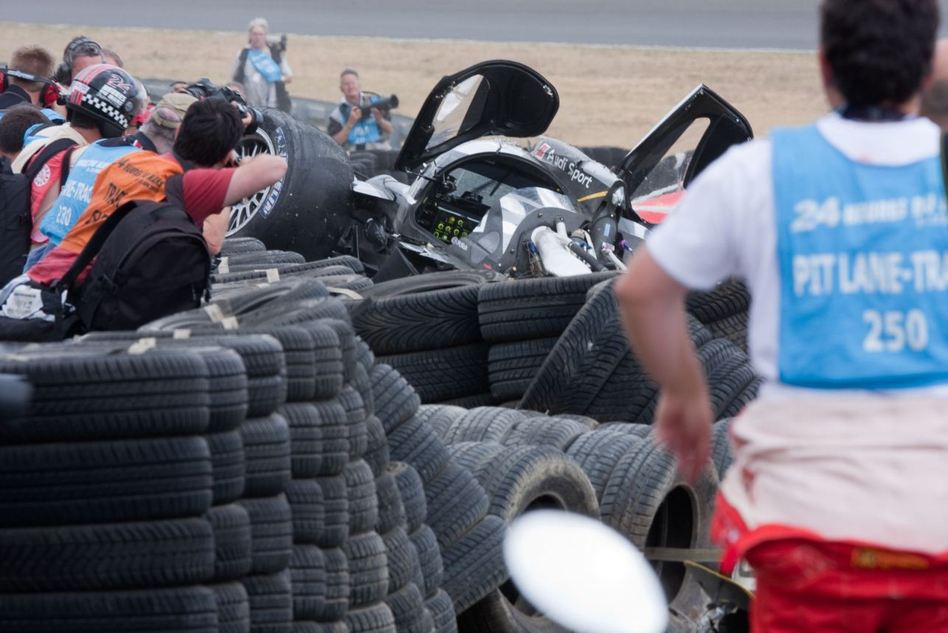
[713,495,948,632]
[744,538,948,632]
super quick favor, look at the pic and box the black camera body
[266,34,288,53]
[359,94,399,120]
[185,78,262,135]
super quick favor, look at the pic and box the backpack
[68,199,212,332]
[0,137,76,286]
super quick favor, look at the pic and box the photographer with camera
[328,68,395,151]
[232,17,292,113]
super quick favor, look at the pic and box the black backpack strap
[22,137,78,182]
[941,133,948,190]
[55,200,148,291]
[59,145,77,187]
[233,48,250,84]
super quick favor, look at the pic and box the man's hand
[282,75,292,84]
[371,107,384,123]
[654,388,712,483]
[346,106,362,127]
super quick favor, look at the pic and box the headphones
[52,36,103,87]
[0,66,63,108]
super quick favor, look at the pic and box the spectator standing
[617,0,948,631]
[327,68,393,150]
[232,18,292,112]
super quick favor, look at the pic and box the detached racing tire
[227,109,353,261]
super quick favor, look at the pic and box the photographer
[232,17,292,112]
[328,68,394,150]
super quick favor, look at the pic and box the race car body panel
[395,60,560,171]
[618,84,753,223]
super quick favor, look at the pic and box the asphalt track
[8,0,948,50]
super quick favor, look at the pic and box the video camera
[185,78,262,135]
[358,94,399,120]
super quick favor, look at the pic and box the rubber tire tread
[241,414,292,498]
[439,515,507,614]
[487,337,558,403]
[565,431,645,499]
[0,586,218,632]
[237,494,293,575]
[211,581,251,633]
[477,272,618,343]
[290,545,327,621]
[0,435,212,527]
[387,416,451,484]
[370,363,421,434]
[282,401,349,478]
[344,530,389,608]
[346,460,380,534]
[423,462,490,547]
[0,517,215,591]
[243,569,292,633]
[380,344,489,404]
[350,281,482,355]
[207,503,253,581]
[408,526,443,599]
[390,462,427,533]
[319,547,351,622]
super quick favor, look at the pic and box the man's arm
[615,247,712,482]
[203,206,230,255]
[223,154,288,206]
[372,109,394,137]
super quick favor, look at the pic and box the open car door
[395,60,559,172]
[615,85,753,224]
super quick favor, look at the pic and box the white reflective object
[504,511,668,633]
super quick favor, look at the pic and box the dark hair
[173,99,242,167]
[0,105,50,154]
[66,108,123,138]
[820,0,939,107]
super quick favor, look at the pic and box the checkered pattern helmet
[65,64,140,136]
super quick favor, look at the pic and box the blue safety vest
[40,108,65,124]
[773,123,948,389]
[39,139,139,245]
[340,96,383,147]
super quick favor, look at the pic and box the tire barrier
[0,236,755,632]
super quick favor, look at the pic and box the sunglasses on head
[67,38,102,61]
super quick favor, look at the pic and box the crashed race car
[225,60,753,280]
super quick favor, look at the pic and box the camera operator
[232,17,292,113]
[328,68,394,150]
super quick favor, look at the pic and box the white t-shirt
[646,112,943,397]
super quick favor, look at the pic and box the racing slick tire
[226,108,353,262]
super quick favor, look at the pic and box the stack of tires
[477,273,618,406]
[214,240,373,295]
[425,405,724,631]
[519,278,759,422]
[369,364,508,617]
[0,346,237,631]
[350,272,500,407]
